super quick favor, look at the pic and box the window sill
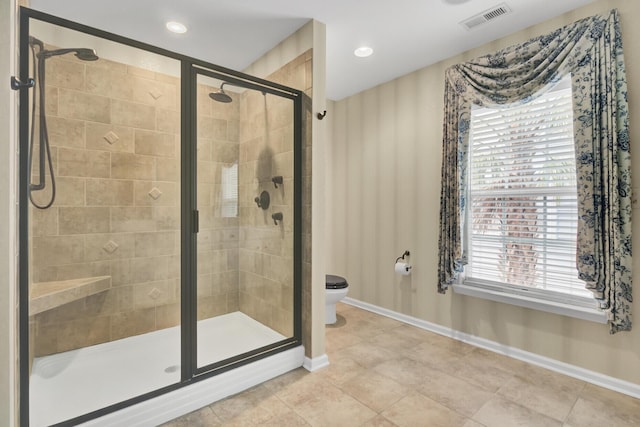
[452,282,608,324]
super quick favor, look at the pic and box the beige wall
[1,0,18,423]
[328,0,640,386]
[310,20,327,359]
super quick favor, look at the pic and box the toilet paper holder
[395,250,410,264]
[394,250,412,275]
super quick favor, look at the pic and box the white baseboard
[82,346,305,427]
[343,297,640,399]
[303,354,330,372]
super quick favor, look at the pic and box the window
[440,10,631,332]
[220,162,238,217]
[459,75,604,320]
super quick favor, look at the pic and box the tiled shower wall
[238,51,312,337]
[29,45,307,356]
[30,50,240,356]
[195,82,241,320]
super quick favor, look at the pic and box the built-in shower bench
[29,276,112,315]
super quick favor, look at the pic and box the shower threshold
[29,312,285,427]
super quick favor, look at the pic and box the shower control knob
[272,212,283,225]
[255,191,270,210]
[272,176,283,188]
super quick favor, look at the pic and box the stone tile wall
[195,79,241,320]
[29,51,240,356]
[238,51,312,337]
[29,46,308,357]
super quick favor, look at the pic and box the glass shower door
[195,71,296,369]
[25,18,183,426]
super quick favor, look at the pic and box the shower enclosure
[18,8,303,426]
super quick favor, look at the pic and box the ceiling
[29,0,598,100]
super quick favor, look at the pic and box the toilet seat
[326,274,348,289]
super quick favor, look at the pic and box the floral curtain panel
[437,9,632,333]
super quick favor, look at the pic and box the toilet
[325,274,349,324]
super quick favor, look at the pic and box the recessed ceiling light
[354,46,373,58]
[166,21,187,34]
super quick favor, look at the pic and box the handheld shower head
[29,36,44,50]
[27,38,99,209]
[209,83,233,103]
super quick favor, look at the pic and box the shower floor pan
[30,311,285,427]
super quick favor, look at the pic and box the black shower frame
[18,7,304,427]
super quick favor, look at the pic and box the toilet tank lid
[326,274,348,289]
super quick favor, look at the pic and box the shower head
[38,47,99,61]
[209,83,233,103]
[74,49,100,61]
[29,36,99,61]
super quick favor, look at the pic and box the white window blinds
[221,163,238,218]
[467,76,592,300]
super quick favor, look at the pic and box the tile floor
[164,303,640,426]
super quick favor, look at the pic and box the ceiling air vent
[460,3,513,30]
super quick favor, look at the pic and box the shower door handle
[10,76,35,90]
[193,210,199,233]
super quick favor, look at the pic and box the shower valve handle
[272,212,283,225]
[272,176,283,188]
